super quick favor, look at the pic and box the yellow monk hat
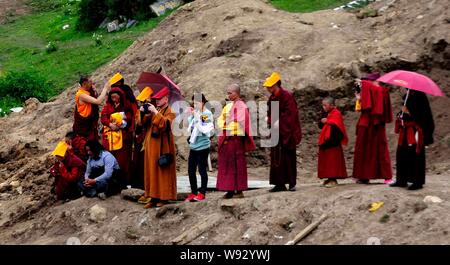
[263,72,281,87]
[110,112,123,126]
[109,73,123,85]
[136,86,153,102]
[51,141,68,157]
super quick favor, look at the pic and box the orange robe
[143,106,177,200]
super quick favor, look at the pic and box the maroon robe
[267,88,302,187]
[73,88,99,141]
[352,80,393,180]
[100,88,134,185]
[216,100,256,192]
[318,108,348,179]
[52,151,86,200]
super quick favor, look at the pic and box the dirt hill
[0,0,449,244]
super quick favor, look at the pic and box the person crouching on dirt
[317,97,348,187]
[64,131,88,162]
[50,141,86,200]
[78,140,123,198]
[184,93,215,202]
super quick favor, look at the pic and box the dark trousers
[396,144,426,186]
[188,148,210,195]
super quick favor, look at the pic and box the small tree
[76,0,108,32]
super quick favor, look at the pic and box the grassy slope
[0,5,170,94]
[270,0,350,13]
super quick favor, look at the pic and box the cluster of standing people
[49,70,435,208]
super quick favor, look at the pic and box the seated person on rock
[78,140,123,198]
[50,141,86,200]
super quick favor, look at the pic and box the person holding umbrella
[390,90,435,190]
[376,70,442,190]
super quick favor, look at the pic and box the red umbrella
[136,72,185,104]
[377,70,444,126]
[377,70,444,97]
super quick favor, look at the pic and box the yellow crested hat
[51,141,68,157]
[110,112,123,125]
[263,72,281,87]
[136,86,153,102]
[109,73,123,85]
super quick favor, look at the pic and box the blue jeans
[78,178,108,198]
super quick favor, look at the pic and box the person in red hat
[141,87,177,208]
[353,73,393,184]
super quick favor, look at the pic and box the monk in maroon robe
[72,76,109,160]
[216,84,256,199]
[318,97,348,187]
[264,72,302,192]
[50,150,86,200]
[110,77,138,187]
[100,88,133,186]
[352,73,393,183]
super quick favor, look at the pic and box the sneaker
[194,193,206,201]
[384,179,394,185]
[288,186,296,191]
[185,193,197,202]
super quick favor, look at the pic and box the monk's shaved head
[322,97,335,106]
[228,83,240,95]
[227,83,241,101]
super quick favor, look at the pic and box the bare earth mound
[0,0,449,244]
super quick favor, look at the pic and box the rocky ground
[0,0,449,244]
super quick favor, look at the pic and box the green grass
[0,1,173,114]
[270,0,351,13]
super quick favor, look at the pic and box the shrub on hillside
[0,71,53,103]
[76,0,108,32]
[0,96,21,117]
[77,0,159,32]
[45,41,58,53]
